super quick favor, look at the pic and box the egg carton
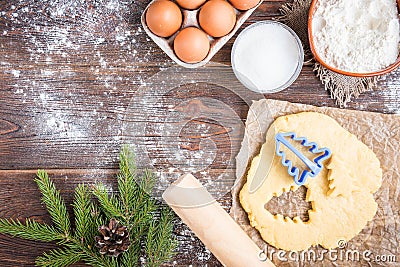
[141,0,262,68]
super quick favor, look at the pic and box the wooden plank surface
[0,0,399,266]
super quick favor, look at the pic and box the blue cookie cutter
[275,132,332,185]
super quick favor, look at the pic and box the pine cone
[95,218,131,257]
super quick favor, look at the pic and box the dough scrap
[239,112,382,251]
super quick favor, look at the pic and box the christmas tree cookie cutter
[275,132,332,185]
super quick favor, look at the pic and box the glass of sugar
[231,21,304,94]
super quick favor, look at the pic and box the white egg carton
[141,0,262,68]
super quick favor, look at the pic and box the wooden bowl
[308,0,400,77]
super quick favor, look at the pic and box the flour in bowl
[312,0,400,73]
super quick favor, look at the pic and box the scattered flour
[11,70,20,77]
[312,0,400,73]
[0,0,160,172]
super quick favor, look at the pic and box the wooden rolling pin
[162,173,275,267]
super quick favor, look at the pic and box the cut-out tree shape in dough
[240,112,382,251]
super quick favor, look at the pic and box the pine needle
[119,244,140,267]
[128,170,156,232]
[145,207,178,267]
[87,203,107,247]
[0,218,63,242]
[92,183,124,220]
[35,248,83,267]
[73,184,92,245]
[35,170,71,238]
[117,145,139,216]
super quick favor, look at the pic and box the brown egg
[145,0,182,37]
[199,0,236,38]
[176,0,206,9]
[229,0,259,10]
[174,27,210,63]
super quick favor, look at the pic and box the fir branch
[117,147,157,234]
[80,255,116,267]
[145,207,178,267]
[35,170,71,238]
[0,147,178,267]
[139,169,156,195]
[72,184,92,245]
[0,218,63,242]
[35,248,83,267]
[92,183,124,220]
[87,203,106,247]
[64,242,115,267]
[119,244,140,267]
[128,170,156,243]
[117,145,138,217]
[130,170,156,225]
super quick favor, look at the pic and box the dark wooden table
[0,0,398,266]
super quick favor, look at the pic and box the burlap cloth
[230,99,399,266]
[277,0,382,107]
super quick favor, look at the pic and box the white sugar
[232,22,302,93]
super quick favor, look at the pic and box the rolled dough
[239,112,382,251]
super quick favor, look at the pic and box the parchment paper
[230,99,399,266]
